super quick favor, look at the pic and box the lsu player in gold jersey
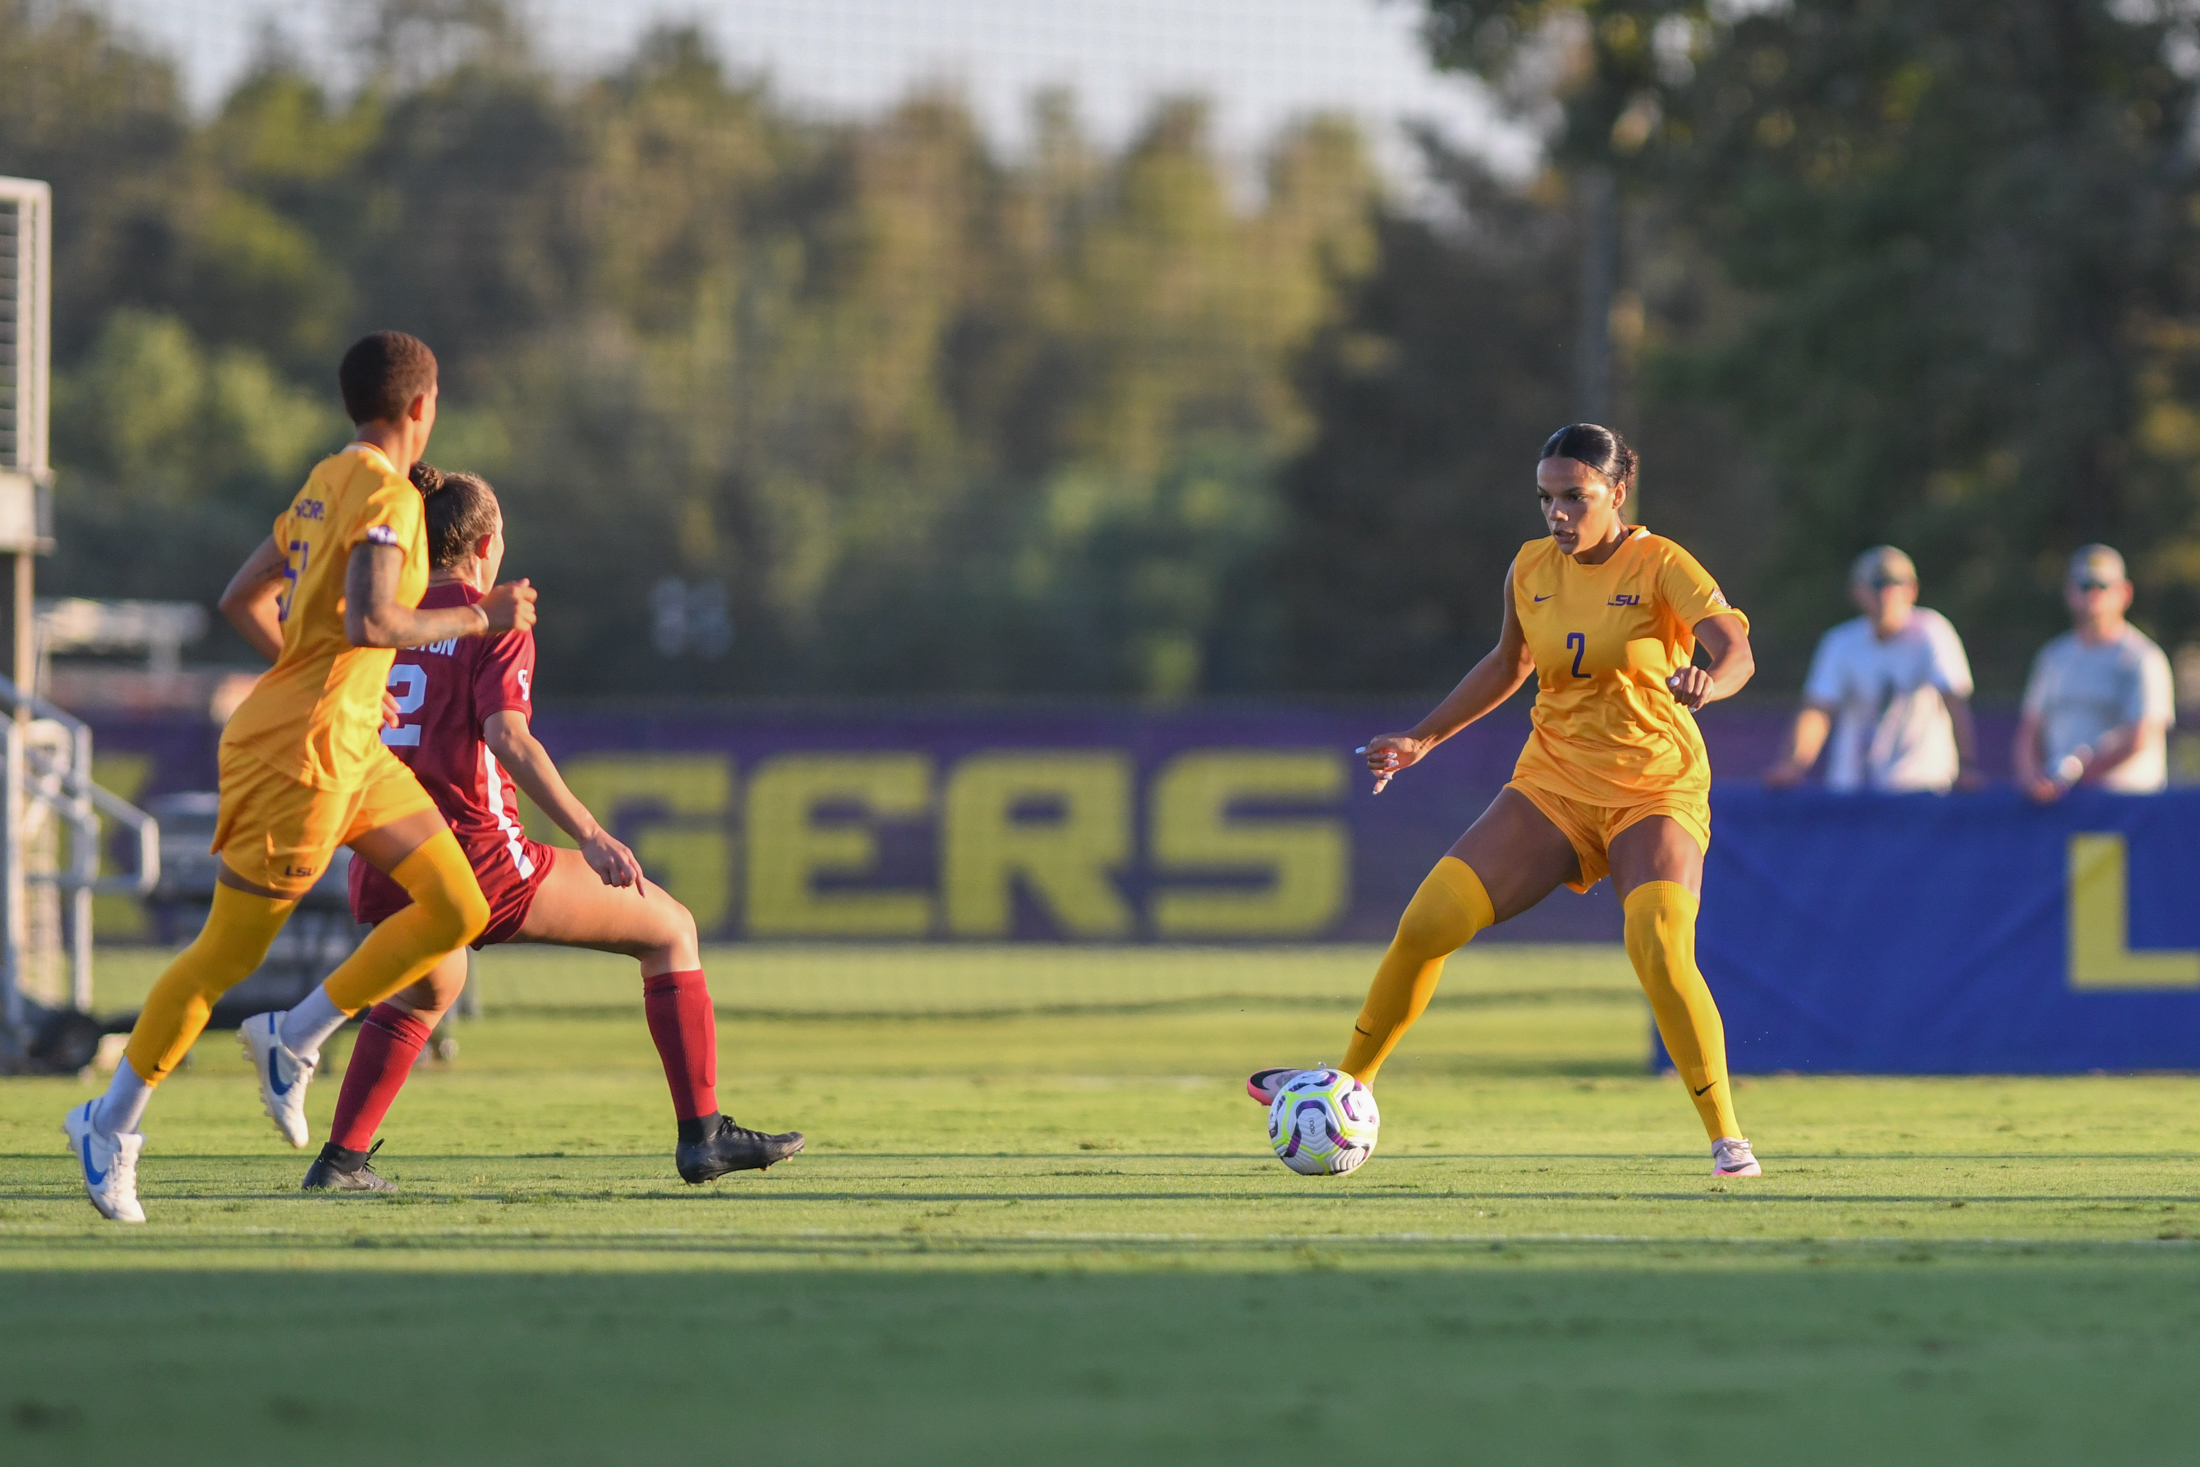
[1250,423,1763,1177]
[64,332,538,1222]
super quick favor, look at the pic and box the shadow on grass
[2,1265,2198,1466]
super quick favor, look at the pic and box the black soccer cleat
[676,1115,806,1184]
[302,1138,396,1193]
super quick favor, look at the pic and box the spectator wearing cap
[1766,546,1981,792]
[2015,545,2176,801]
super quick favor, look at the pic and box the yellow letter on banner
[2067,833,2200,990]
[943,752,1132,938]
[533,755,735,935]
[745,754,933,936]
[1148,750,1349,937]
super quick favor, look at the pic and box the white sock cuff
[278,988,351,1060]
[94,1062,153,1136]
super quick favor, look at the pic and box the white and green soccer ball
[1267,1068,1379,1176]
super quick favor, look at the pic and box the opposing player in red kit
[260,465,805,1192]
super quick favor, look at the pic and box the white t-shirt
[1802,609,1974,792]
[2021,627,2176,792]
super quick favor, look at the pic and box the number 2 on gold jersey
[1566,631,1587,677]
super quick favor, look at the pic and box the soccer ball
[1267,1068,1379,1176]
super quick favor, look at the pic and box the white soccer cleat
[64,1101,146,1224]
[239,1012,317,1149]
[1712,1136,1762,1177]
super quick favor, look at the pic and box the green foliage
[15,0,2200,698]
[45,310,344,621]
[1275,157,1580,690]
[1,4,1384,697]
[1424,1,1713,165]
[1647,0,2200,688]
[1422,0,2200,691]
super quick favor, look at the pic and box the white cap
[1849,545,1917,588]
[2068,544,2126,588]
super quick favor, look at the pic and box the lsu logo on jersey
[1608,593,1642,606]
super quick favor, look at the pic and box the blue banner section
[1697,787,2200,1074]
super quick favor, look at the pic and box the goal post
[0,178,162,1067]
[0,175,52,549]
[0,175,53,1046]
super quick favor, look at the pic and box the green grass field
[6,943,2200,1465]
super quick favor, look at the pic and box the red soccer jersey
[350,582,543,926]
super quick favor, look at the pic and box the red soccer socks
[643,969,720,1136]
[328,1003,434,1153]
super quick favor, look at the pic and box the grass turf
[5,943,2200,1464]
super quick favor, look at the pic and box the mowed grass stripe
[6,943,2200,1463]
[6,1264,2200,1466]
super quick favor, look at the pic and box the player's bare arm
[217,537,292,663]
[222,537,403,727]
[1360,567,1534,791]
[345,541,536,649]
[481,710,646,889]
[1666,613,1754,711]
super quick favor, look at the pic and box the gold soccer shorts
[210,743,439,898]
[1506,779,1711,894]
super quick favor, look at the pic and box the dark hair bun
[423,470,501,571]
[1538,423,1637,491]
[409,461,446,495]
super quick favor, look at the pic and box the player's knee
[1392,881,1475,960]
[178,891,289,993]
[396,834,491,947]
[447,879,491,947]
[664,897,699,952]
[414,867,489,948]
[1621,882,1692,969]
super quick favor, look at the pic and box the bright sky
[90,0,1534,184]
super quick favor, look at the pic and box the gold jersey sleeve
[220,444,430,791]
[1508,528,1748,807]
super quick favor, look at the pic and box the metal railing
[0,672,159,1033]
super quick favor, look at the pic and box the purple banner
[83,702,2019,944]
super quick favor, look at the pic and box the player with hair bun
[277,462,804,1193]
[1249,423,1766,1177]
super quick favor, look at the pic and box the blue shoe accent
[261,1019,295,1098]
[80,1130,107,1187]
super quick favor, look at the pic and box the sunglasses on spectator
[2072,579,2117,592]
[1864,575,1913,590]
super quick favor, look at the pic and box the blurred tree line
[1407,0,2200,693]
[6,0,2200,700]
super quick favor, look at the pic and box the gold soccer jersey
[1508,527,1746,809]
[221,443,430,791]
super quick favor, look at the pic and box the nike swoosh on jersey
[1533,594,1553,602]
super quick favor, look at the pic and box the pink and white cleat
[1246,1067,1313,1105]
[1712,1136,1762,1177]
